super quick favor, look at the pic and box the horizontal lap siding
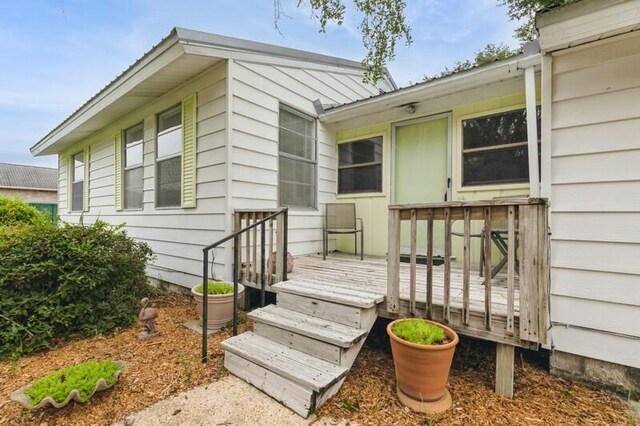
[230,60,387,255]
[60,64,228,288]
[549,32,640,367]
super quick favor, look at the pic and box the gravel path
[114,376,347,426]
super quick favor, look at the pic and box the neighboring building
[0,163,58,203]
[32,0,639,394]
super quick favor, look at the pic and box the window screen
[156,105,182,207]
[338,136,383,194]
[462,107,541,186]
[278,106,316,208]
[71,152,84,212]
[124,123,144,209]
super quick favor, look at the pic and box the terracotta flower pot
[387,318,459,402]
[191,283,244,331]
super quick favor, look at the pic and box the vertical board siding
[58,64,228,288]
[549,32,640,367]
[230,60,391,255]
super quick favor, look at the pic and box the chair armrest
[356,217,363,231]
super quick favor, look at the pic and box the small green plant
[193,281,234,295]
[340,398,360,412]
[177,349,195,384]
[26,360,123,407]
[392,319,446,345]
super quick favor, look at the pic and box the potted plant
[387,318,459,411]
[191,281,244,331]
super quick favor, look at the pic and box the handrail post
[283,208,288,282]
[260,222,266,307]
[233,235,239,336]
[201,249,209,363]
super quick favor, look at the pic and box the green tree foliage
[500,0,576,42]
[424,43,518,81]
[277,0,412,83]
[0,197,46,228]
[0,220,154,358]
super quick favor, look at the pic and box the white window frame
[155,104,182,208]
[123,122,144,210]
[71,151,84,212]
[277,104,318,210]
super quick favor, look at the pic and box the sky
[0,0,521,168]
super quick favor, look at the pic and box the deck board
[287,253,519,318]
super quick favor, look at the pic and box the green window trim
[114,132,123,211]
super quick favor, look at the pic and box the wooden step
[221,332,348,393]
[249,305,367,347]
[273,280,385,308]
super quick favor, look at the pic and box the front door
[394,115,450,254]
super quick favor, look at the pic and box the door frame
[390,111,453,204]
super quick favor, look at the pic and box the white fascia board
[320,54,542,124]
[31,35,183,156]
[537,0,640,53]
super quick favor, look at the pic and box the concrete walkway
[115,376,349,426]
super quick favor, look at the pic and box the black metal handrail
[200,207,288,363]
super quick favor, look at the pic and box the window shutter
[114,132,123,211]
[66,155,72,213]
[181,93,197,208]
[83,147,90,212]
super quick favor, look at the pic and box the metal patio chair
[323,203,363,260]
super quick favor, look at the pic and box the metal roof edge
[320,52,542,123]
[30,28,182,156]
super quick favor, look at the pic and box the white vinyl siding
[57,64,228,287]
[548,32,640,369]
[228,59,391,255]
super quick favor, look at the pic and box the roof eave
[319,53,541,124]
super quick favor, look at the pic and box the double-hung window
[338,136,383,194]
[462,107,541,186]
[71,152,84,212]
[278,106,317,209]
[156,105,182,208]
[123,123,144,209]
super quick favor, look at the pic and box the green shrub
[193,281,234,295]
[26,360,123,407]
[0,220,154,358]
[392,319,447,345]
[0,197,46,228]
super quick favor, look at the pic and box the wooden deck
[288,252,519,319]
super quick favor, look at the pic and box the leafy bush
[0,220,154,358]
[0,197,46,227]
[193,281,234,295]
[26,360,123,407]
[392,319,447,345]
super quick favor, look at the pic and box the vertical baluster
[276,213,285,283]
[233,212,241,282]
[245,213,250,284]
[387,209,401,313]
[444,207,451,323]
[483,206,493,331]
[268,218,274,285]
[252,212,257,284]
[426,209,434,319]
[409,209,417,315]
[463,207,471,326]
[260,221,266,307]
[506,205,516,335]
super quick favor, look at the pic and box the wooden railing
[387,198,549,346]
[234,209,288,289]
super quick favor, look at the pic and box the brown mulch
[0,293,250,426]
[317,347,631,426]
[0,296,631,426]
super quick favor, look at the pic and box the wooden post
[275,214,285,283]
[537,204,549,344]
[483,207,492,331]
[506,205,516,335]
[409,209,417,315]
[495,343,515,398]
[462,207,471,326]
[443,207,451,323]
[387,209,401,313]
[426,209,434,319]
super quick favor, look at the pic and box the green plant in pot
[191,281,244,331]
[386,318,459,413]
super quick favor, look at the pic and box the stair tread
[222,332,348,392]
[249,305,367,347]
[273,280,385,308]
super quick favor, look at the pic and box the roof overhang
[319,53,541,127]
[32,28,386,156]
[536,0,640,53]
